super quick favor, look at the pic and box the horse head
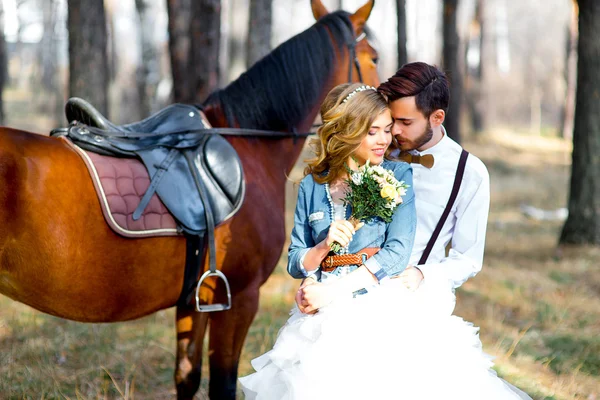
[203,0,380,137]
[311,0,380,89]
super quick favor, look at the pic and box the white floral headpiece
[342,85,377,104]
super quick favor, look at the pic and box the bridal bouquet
[330,161,410,253]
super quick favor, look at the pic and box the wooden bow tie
[398,152,435,168]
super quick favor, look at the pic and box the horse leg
[175,306,210,400]
[208,287,260,400]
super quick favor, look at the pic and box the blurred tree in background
[134,0,158,118]
[396,0,407,69]
[442,0,462,143]
[166,0,190,104]
[560,0,600,245]
[189,0,221,103]
[167,0,221,104]
[560,0,578,141]
[246,0,272,68]
[67,0,109,116]
[465,0,485,135]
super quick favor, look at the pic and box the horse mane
[202,11,356,131]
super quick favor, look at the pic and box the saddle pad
[62,137,180,238]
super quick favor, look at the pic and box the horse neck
[202,102,317,175]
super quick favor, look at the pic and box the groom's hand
[397,266,424,291]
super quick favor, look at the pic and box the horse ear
[349,0,375,32]
[311,0,330,20]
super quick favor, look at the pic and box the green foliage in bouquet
[343,172,395,223]
[329,161,409,254]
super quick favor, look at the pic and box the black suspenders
[418,149,469,265]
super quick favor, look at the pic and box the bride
[239,83,531,399]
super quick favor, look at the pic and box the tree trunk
[40,0,63,125]
[166,0,191,103]
[189,0,221,104]
[561,0,578,140]
[442,0,463,143]
[67,0,109,116]
[246,0,272,68]
[135,0,158,117]
[15,0,27,89]
[466,0,485,134]
[396,0,408,69]
[0,0,6,125]
[560,0,600,245]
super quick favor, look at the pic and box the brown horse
[0,0,379,398]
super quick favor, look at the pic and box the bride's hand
[301,282,340,313]
[325,220,355,248]
[296,277,318,314]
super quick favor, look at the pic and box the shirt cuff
[364,257,389,283]
[299,250,318,278]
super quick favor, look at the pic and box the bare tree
[246,0,272,68]
[465,0,485,135]
[396,0,407,69]
[560,0,600,245]
[442,0,463,143]
[135,0,158,116]
[167,0,220,104]
[39,0,63,125]
[67,0,109,115]
[560,0,578,140]
[166,0,191,103]
[189,0,221,103]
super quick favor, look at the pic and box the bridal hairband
[342,85,377,103]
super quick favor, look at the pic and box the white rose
[371,165,385,175]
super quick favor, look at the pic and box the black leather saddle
[59,97,245,236]
[53,98,245,311]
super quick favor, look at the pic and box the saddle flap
[136,135,245,235]
[202,135,245,207]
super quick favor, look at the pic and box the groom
[296,62,490,311]
[378,61,490,292]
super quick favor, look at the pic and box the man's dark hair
[378,62,449,118]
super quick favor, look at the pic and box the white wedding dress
[239,278,531,400]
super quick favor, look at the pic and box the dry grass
[0,125,598,399]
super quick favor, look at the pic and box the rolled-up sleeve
[364,164,416,282]
[287,179,317,279]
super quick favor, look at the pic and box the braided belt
[320,247,380,272]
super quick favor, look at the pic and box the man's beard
[399,121,433,152]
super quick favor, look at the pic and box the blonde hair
[305,83,389,184]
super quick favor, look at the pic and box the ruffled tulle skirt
[239,279,531,400]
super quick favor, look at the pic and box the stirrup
[195,269,232,312]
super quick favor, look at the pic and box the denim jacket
[287,160,416,282]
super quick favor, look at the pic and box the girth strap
[133,148,178,220]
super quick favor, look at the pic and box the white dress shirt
[407,129,490,289]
